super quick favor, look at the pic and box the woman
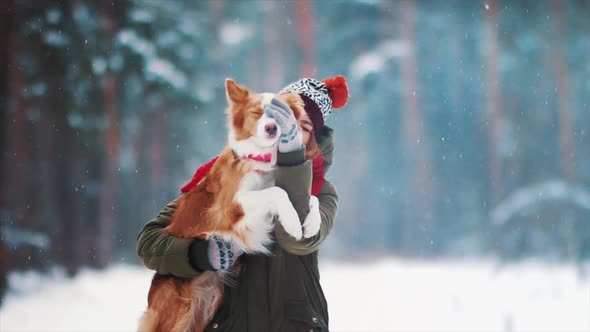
[136,75,348,332]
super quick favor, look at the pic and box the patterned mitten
[207,235,242,271]
[264,98,303,153]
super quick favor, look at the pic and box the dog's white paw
[279,205,303,240]
[273,188,303,240]
[303,196,321,238]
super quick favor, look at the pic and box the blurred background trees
[1,0,589,281]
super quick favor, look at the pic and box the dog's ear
[225,79,249,105]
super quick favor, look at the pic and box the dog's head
[225,79,305,171]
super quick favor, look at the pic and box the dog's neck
[229,143,277,174]
[237,166,275,192]
[228,129,278,172]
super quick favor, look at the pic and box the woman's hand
[207,235,242,270]
[264,98,303,153]
[190,235,242,271]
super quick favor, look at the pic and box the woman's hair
[305,130,320,160]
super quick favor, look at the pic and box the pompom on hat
[279,75,348,136]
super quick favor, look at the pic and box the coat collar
[316,126,334,175]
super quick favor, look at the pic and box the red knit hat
[279,75,349,137]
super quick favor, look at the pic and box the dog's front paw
[273,188,303,240]
[303,196,321,238]
[279,206,303,240]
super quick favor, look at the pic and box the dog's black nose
[265,123,277,137]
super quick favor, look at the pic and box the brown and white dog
[138,79,321,332]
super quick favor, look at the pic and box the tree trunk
[0,1,15,211]
[0,0,16,298]
[7,8,31,231]
[209,0,226,64]
[399,0,435,255]
[150,108,166,190]
[484,0,503,204]
[247,18,263,89]
[97,72,119,267]
[265,1,287,90]
[551,0,575,183]
[96,2,121,266]
[295,0,315,77]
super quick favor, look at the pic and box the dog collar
[246,153,272,163]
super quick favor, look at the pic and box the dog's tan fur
[138,80,304,332]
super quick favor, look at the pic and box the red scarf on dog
[180,155,325,196]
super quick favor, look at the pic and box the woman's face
[299,112,314,147]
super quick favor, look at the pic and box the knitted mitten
[264,98,303,153]
[207,235,242,271]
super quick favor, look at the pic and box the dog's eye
[250,107,263,116]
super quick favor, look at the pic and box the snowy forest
[1,1,590,330]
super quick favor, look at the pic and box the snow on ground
[1,258,588,332]
[323,259,589,332]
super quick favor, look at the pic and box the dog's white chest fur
[232,170,305,253]
[238,171,275,192]
[232,167,322,254]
